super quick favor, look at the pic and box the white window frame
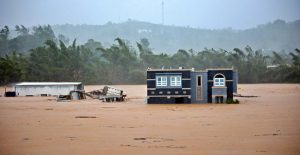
[156,76,167,87]
[170,76,182,87]
[214,74,225,86]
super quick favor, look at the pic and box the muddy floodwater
[0,84,300,155]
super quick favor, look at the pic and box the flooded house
[14,82,84,96]
[146,68,238,103]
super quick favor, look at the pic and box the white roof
[15,82,82,86]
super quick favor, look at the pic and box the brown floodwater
[0,84,299,155]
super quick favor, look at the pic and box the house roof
[147,67,235,72]
[15,82,82,86]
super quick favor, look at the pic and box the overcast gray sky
[0,0,299,29]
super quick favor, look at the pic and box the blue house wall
[207,69,235,103]
[147,68,237,104]
[147,69,191,104]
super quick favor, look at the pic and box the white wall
[15,85,77,96]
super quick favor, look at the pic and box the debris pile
[86,86,126,102]
[5,91,16,97]
[233,93,259,98]
[4,87,16,97]
[57,90,86,102]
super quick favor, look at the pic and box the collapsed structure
[86,86,126,102]
[10,82,126,102]
[147,68,238,103]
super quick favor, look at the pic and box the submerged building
[14,82,84,96]
[147,68,238,103]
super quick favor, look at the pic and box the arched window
[214,74,225,86]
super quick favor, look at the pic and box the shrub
[226,98,240,104]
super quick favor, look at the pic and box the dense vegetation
[52,19,300,53]
[0,25,299,85]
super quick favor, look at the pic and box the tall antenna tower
[161,1,164,25]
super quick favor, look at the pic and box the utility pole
[162,1,164,25]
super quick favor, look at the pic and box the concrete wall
[15,85,78,96]
[233,71,238,93]
[212,86,228,103]
[191,71,208,103]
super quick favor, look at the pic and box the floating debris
[75,116,97,118]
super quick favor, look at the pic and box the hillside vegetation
[51,19,300,53]
[0,23,299,85]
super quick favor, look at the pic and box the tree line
[0,25,299,85]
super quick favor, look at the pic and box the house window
[197,76,202,86]
[156,76,167,87]
[170,76,181,86]
[214,74,225,86]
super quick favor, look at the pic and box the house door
[175,97,184,103]
[215,96,224,103]
[196,76,202,101]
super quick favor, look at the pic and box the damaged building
[14,82,84,96]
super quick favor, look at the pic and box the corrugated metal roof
[15,82,82,86]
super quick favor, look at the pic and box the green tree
[0,26,10,56]
[0,52,27,85]
[98,38,140,84]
